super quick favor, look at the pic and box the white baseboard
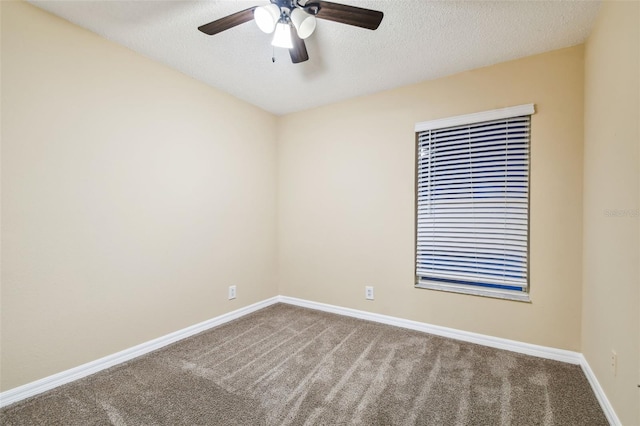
[579,355,621,426]
[278,296,583,364]
[0,296,279,408]
[1,294,620,426]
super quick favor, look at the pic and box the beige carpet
[1,303,607,425]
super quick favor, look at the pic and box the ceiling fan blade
[290,32,309,63]
[315,1,383,30]
[198,7,257,36]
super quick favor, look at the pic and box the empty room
[1,0,638,424]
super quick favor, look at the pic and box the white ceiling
[29,0,601,115]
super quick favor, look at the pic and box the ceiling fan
[198,0,384,64]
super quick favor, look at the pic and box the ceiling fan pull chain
[272,45,276,63]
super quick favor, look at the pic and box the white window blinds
[416,112,530,296]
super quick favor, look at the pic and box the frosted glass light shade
[271,22,293,49]
[290,8,316,39]
[254,4,280,34]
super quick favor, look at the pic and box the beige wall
[583,1,640,424]
[278,45,585,351]
[0,1,278,391]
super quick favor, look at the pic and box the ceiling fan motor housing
[270,0,321,16]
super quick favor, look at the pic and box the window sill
[415,281,531,303]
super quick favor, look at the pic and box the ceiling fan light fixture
[290,8,316,39]
[254,4,280,34]
[271,22,293,49]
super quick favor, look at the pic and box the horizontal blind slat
[418,254,526,267]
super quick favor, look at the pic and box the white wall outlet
[610,350,617,376]
[228,285,237,300]
[365,286,374,300]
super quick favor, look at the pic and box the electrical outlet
[610,350,617,376]
[228,285,237,300]
[365,286,374,300]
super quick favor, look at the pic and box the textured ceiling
[29,0,601,115]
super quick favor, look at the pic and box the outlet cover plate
[365,286,374,300]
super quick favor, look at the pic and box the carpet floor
[1,303,607,425]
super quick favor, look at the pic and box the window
[415,104,534,301]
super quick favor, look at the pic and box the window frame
[414,104,535,302]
